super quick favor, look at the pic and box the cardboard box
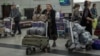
[32,14,47,22]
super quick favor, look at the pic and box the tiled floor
[0,29,100,56]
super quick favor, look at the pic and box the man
[9,4,21,35]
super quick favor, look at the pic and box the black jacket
[9,8,21,22]
[42,9,57,40]
[81,8,92,26]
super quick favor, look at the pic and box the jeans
[13,21,21,34]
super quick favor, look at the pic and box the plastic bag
[73,23,85,34]
[92,18,98,29]
[79,31,92,44]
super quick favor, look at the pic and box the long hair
[36,4,41,13]
[73,4,80,9]
[84,1,91,8]
[46,4,53,9]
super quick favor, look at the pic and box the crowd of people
[73,0,98,36]
[9,0,98,47]
[9,4,57,47]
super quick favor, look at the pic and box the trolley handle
[45,21,48,37]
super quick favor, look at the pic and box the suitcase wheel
[86,44,92,51]
[68,48,74,52]
[32,47,36,53]
[10,33,15,37]
[42,47,50,53]
[26,47,33,55]
[4,33,7,37]
[46,47,50,53]
[65,40,72,48]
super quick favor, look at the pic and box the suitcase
[27,28,37,35]
[92,40,100,50]
[27,21,46,35]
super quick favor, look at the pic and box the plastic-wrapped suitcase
[27,28,36,35]
[27,21,45,35]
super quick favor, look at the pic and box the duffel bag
[92,40,100,50]
[22,35,49,48]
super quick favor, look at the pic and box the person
[73,4,81,23]
[80,1,93,35]
[91,3,98,36]
[34,5,42,14]
[9,4,21,35]
[42,4,57,47]
[91,3,98,19]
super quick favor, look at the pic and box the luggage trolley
[22,21,50,55]
[56,19,66,38]
[3,17,14,37]
[65,20,93,51]
[0,17,13,37]
[0,20,5,37]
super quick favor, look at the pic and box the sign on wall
[59,0,70,6]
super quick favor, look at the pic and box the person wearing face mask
[81,1,94,35]
[73,4,81,23]
[42,4,57,47]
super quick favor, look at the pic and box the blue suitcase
[92,40,100,50]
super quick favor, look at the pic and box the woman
[81,1,93,35]
[42,4,57,47]
[91,3,98,19]
[91,3,98,36]
[73,4,81,23]
[34,5,42,14]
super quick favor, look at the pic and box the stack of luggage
[65,22,93,51]
[27,21,46,36]
[22,14,50,55]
